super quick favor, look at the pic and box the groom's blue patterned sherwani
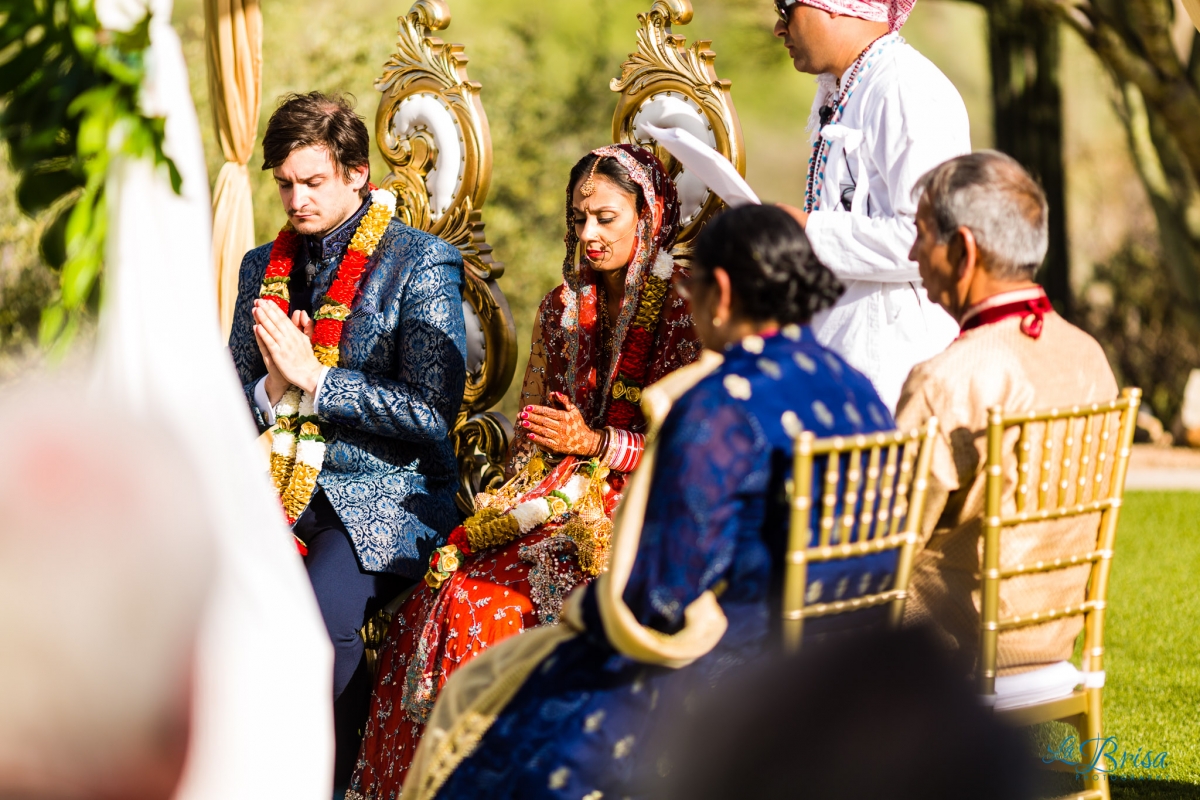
[230,198,466,765]
[229,201,467,580]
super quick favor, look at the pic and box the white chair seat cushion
[991,661,1104,710]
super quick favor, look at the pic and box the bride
[348,143,699,798]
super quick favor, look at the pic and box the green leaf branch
[0,0,180,354]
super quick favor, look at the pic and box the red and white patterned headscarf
[797,0,916,32]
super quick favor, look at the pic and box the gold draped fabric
[205,0,262,338]
[1184,0,1200,33]
[401,350,728,800]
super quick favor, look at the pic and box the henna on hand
[519,391,603,457]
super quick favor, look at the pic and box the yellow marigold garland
[262,188,397,530]
[556,465,614,576]
[464,508,522,553]
[631,274,669,330]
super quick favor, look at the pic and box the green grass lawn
[1033,491,1200,799]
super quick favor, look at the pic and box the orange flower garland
[262,188,397,531]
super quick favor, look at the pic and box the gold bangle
[594,427,610,459]
[600,426,620,468]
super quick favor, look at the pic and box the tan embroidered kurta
[895,311,1118,675]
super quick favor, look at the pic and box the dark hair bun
[694,205,844,325]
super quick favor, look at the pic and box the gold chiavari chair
[783,418,939,653]
[979,388,1141,800]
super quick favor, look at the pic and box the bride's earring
[713,316,724,328]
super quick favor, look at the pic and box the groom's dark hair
[262,91,371,197]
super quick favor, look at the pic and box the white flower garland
[508,473,592,534]
[652,251,675,281]
[511,498,552,534]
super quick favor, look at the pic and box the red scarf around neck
[959,286,1053,339]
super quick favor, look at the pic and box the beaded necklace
[803,33,900,213]
[598,286,616,370]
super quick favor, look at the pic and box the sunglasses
[775,0,801,22]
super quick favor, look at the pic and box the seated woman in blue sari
[400,205,898,800]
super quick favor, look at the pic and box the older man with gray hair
[895,151,1117,678]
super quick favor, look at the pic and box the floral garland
[423,244,673,588]
[426,462,612,589]
[605,251,675,427]
[262,188,397,532]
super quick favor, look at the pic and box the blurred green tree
[1061,0,1200,317]
[0,1,179,352]
[967,0,1200,319]
[1078,236,1200,426]
[958,0,1071,314]
[466,9,622,413]
[0,163,54,373]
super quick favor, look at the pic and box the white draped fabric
[637,123,760,209]
[91,1,335,798]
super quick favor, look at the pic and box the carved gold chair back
[610,0,746,253]
[374,0,517,514]
[979,388,1140,800]
[783,418,939,654]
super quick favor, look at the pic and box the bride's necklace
[599,286,616,365]
[260,188,396,531]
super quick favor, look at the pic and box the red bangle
[601,427,645,473]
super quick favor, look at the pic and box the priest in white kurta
[776,0,970,409]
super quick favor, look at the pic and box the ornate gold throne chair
[372,0,746,516]
[361,0,747,660]
[610,0,746,254]
[374,0,517,515]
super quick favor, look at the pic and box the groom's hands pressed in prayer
[253,299,321,405]
[519,391,604,457]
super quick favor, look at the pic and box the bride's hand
[519,392,604,457]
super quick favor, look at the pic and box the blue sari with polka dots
[433,327,896,800]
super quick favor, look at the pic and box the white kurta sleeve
[310,365,331,414]
[806,209,922,282]
[805,77,971,284]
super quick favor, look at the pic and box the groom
[228,92,466,780]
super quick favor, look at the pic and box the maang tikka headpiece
[580,157,601,197]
